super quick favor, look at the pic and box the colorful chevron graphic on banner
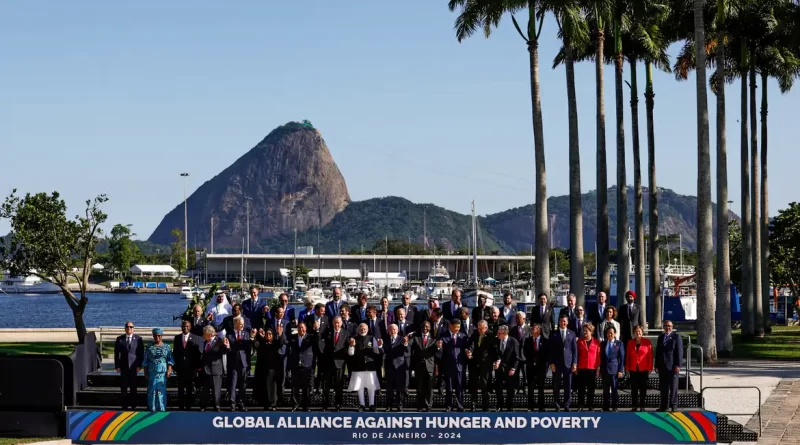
[69,411,170,442]
[636,411,717,442]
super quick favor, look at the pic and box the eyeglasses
[125,325,134,329]
[280,299,288,303]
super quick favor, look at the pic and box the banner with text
[67,411,716,444]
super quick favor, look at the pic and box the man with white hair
[467,319,494,411]
[493,325,520,411]
[382,324,410,411]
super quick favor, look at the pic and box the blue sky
[1,1,795,239]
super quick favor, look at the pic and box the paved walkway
[753,378,800,445]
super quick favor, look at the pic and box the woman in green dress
[143,328,174,412]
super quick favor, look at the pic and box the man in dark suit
[268,306,290,339]
[655,320,683,412]
[199,325,225,411]
[467,320,495,411]
[396,292,418,330]
[288,322,316,411]
[306,303,328,393]
[412,321,440,411]
[297,301,315,324]
[457,307,473,337]
[114,321,143,410]
[326,288,346,323]
[486,306,508,334]
[493,325,520,411]
[339,304,357,335]
[523,324,549,411]
[531,293,554,339]
[184,304,215,336]
[589,292,609,327]
[471,294,492,324]
[619,291,641,345]
[241,285,267,330]
[440,319,469,411]
[559,294,579,333]
[509,312,529,391]
[500,292,518,328]
[173,320,199,410]
[549,314,578,411]
[271,293,296,322]
[429,308,450,339]
[418,299,439,327]
[570,306,588,336]
[322,316,350,410]
[382,324,411,411]
[351,293,370,324]
[225,317,252,411]
[600,327,625,411]
[441,289,463,321]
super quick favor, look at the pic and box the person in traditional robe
[347,323,382,411]
[142,328,174,412]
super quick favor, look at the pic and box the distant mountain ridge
[147,123,735,253]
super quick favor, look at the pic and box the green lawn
[0,438,62,445]
[681,325,800,360]
[0,342,76,356]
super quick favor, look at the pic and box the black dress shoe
[214,407,221,412]
[292,406,299,412]
[200,408,206,412]
[555,406,561,412]
[612,408,618,412]
[538,408,546,412]
[527,408,533,412]
[370,406,377,412]
[445,407,452,412]
[457,407,465,412]
[657,408,667,412]
[630,408,638,412]
[358,406,365,412]
[564,407,571,412]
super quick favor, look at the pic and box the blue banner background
[67,411,716,444]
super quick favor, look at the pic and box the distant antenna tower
[548,214,558,248]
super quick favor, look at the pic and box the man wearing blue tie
[241,285,266,330]
[326,288,344,323]
[549,315,577,411]
[440,319,469,412]
[600,326,625,411]
[656,320,683,412]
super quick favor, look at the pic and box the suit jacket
[383,336,411,371]
[531,305,554,338]
[183,315,214,337]
[325,300,346,322]
[548,329,578,371]
[569,317,589,336]
[502,307,519,328]
[471,306,492,324]
[348,334,381,372]
[226,330,252,371]
[522,335,548,372]
[351,305,370,324]
[361,317,383,339]
[412,334,440,374]
[241,298,267,330]
[576,337,602,370]
[619,303,641,340]
[597,319,621,340]
[396,305,418,328]
[114,334,144,370]
[625,338,654,372]
[199,337,225,376]
[440,331,469,375]
[468,332,496,372]
[559,306,579,330]
[441,301,464,321]
[486,318,508,334]
[267,318,290,339]
[600,339,625,375]
[298,308,314,323]
[395,318,413,337]
[253,334,286,370]
[268,306,295,322]
[588,303,609,327]
[429,318,450,339]
[324,329,351,369]
[494,336,520,374]
[172,333,199,374]
[509,324,530,346]
[340,319,358,336]
[655,332,683,372]
[288,333,316,369]
[458,318,474,338]
[304,314,329,339]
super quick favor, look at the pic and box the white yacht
[304,287,328,306]
[0,272,61,294]
[180,286,194,299]
[329,280,342,290]
[424,262,454,299]
[345,279,359,294]
[294,278,308,292]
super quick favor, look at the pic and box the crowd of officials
[114,286,684,413]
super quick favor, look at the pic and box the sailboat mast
[472,201,478,287]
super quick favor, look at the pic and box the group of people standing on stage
[114,285,684,413]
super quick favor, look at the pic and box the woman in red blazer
[626,325,653,411]
[575,323,601,411]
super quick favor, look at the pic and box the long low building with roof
[130,264,178,278]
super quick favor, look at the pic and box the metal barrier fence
[701,386,762,436]
[679,333,703,391]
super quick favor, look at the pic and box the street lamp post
[180,173,189,277]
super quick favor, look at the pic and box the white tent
[130,265,178,277]
[91,263,105,270]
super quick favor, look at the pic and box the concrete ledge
[20,440,71,445]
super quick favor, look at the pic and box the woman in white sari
[347,323,382,411]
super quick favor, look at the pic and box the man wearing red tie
[225,317,252,411]
[323,316,350,411]
[412,321,441,411]
[173,320,199,410]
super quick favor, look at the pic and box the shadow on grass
[0,343,75,356]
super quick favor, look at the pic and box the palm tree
[693,0,717,362]
[448,0,550,297]
[611,0,630,303]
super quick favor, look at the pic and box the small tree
[170,228,186,273]
[0,191,107,344]
[108,223,139,277]
[770,203,800,299]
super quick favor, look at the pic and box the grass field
[680,325,800,360]
[0,438,62,445]
[0,342,76,356]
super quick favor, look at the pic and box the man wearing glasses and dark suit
[114,321,144,410]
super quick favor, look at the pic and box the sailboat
[460,201,494,307]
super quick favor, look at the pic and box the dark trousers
[494,370,518,410]
[276,359,286,402]
[291,366,312,409]
[526,367,547,410]
[119,367,138,409]
[630,371,649,409]
[228,367,247,407]
[415,368,434,409]
[200,372,222,409]
[470,367,492,410]
[517,362,527,390]
[175,369,195,410]
[445,370,464,409]
[552,368,573,408]
[385,368,406,408]
[602,373,619,410]
[264,368,279,408]
[323,366,345,407]
[659,369,679,409]
[576,369,596,410]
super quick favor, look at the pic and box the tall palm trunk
[740,63,754,338]
[614,19,629,303]
[646,62,661,330]
[693,0,717,362]
[630,59,646,329]
[565,42,585,306]
[596,27,610,296]
[760,72,770,333]
[715,0,732,356]
[749,65,763,337]
[529,17,550,298]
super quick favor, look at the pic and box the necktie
[600,305,604,318]
[534,338,539,351]
[519,326,522,337]
[205,341,211,352]
[299,336,304,347]
[369,319,373,331]
[664,334,669,345]
[335,332,339,344]
[237,331,241,341]
[561,330,566,341]
[629,305,633,318]
[541,306,545,317]
[126,337,131,349]
[182,336,187,348]
[478,335,483,347]
[423,336,428,347]
[501,340,505,353]
[392,336,396,344]
[361,308,366,319]
[606,341,612,357]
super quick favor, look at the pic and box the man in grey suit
[114,321,143,410]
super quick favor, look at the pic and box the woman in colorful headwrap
[143,328,174,412]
